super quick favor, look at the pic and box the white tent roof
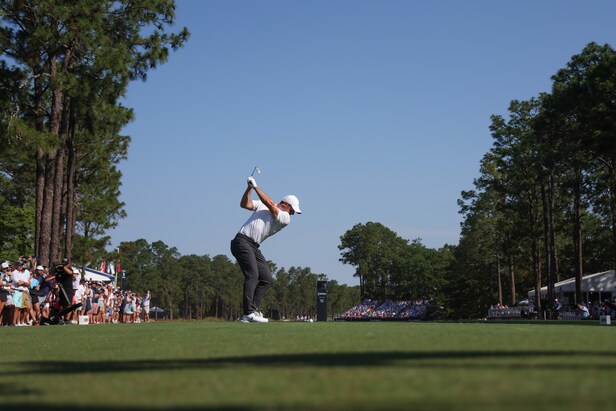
[528,270,616,299]
[82,267,115,283]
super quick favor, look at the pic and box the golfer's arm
[253,186,279,218]
[240,186,253,210]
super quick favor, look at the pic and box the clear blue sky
[109,0,616,285]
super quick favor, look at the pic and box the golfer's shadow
[3,351,616,411]
[10,349,616,375]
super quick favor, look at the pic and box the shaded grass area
[1,321,615,410]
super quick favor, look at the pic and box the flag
[117,260,121,274]
[99,260,106,272]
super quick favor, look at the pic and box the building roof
[82,267,115,283]
[528,270,616,298]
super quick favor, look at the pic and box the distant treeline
[117,239,359,321]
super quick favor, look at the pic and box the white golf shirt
[12,268,31,291]
[239,200,291,245]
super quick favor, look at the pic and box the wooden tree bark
[38,151,56,267]
[64,109,77,261]
[496,254,503,305]
[541,183,552,303]
[508,254,516,307]
[34,72,46,256]
[35,148,45,257]
[49,146,65,263]
[529,191,543,312]
[548,175,557,303]
[37,57,64,266]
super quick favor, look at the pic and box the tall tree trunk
[49,143,66,263]
[548,174,558,302]
[39,58,64,266]
[39,151,57,267]
[50,94,72,262]
[530,191,542,312]
[573,181,583,304]
[496,254,503,305]
[610,177,616,272]
[358,272,364,300]
[508,252,516,307]
[64,105,77,260]
[601,160,616,270]
[35,148,45,257]
[34,72,45,257]
[541,183,552,303]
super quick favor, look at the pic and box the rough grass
[1,320,614,410]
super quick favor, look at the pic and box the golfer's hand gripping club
[247,176,258,188]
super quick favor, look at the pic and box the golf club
[251,166,261,177]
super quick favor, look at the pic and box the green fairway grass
[1,321,614,410]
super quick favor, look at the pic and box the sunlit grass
[1,321,614,410]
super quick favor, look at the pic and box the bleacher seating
[338,299,431,321]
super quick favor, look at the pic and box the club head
[251,167,261,176]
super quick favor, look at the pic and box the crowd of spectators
[488,298,616,320]
[0,256,151,326]
[574,300,615,320]
[339,299,431,320]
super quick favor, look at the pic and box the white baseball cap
[281,195,301,214]
[36,265,44,271]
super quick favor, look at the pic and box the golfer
[231,175,301,323]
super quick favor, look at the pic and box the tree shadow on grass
[2,351,615,411]
[0,403,258,411]
[6,349,616,376]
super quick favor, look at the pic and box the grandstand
[337,299,431,321]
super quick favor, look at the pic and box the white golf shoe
[240,312,269,323]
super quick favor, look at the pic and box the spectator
[576,303,590,320]
[1,262,13,325]
[105,285,115,323]
[113,289,121,323]
[142,290,151,323]
[91,282,101,324]
[85,282,94,323]
[340,299,431,321]
[12,260,32,326]
[96,283,106,323]
[130,292,137,322]
[48,283,61,318]
[601,299,615,318]
[45,261,80,324]
[135,292,142,323]
[67,269,81,324]
[29,267,41,323]
[123,291,134,323]
[1,255,152,327]
[552,298,561,320]
[73,278,86,323]
[590,301,601,320]
[31,265,52,323]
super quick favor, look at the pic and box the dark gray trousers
[230,233,272,315]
